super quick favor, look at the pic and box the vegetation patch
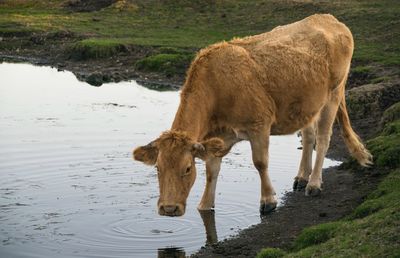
[348,65,377,87]
[109,0,139,12]
[256,248,287,258]
[352,65,372,75]
[68,38,128,60]
[63,0,117,12]
[156,47,193,55]
[370,76,390,84]
[0,21,38,37]
[349,199,384,219]
[381,102,400,127]
[135,51,194,77]
[291,222,341,251]
[367,121,400,168]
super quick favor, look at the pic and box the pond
[0,63,340,258]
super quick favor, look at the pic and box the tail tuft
[346,135,373,167]
[337,98,373,167]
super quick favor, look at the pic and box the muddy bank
[192,165,384,258]
[0,34,186,90]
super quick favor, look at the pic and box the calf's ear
[133,141,158,165]
[192,137,225,160]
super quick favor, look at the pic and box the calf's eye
[183,166,191,176]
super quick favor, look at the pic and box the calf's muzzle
[158,203,185,217]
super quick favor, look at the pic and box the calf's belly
[270,105,322,135]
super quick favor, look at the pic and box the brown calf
[133,14,372,216]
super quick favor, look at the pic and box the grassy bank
[1,0,399,75]
[257,103,400,258]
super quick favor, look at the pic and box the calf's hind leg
[249,129,277,214]
[293,125,315,191]
[305,100,339,196]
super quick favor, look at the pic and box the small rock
[86,72,104,87]
[319,212,327,217]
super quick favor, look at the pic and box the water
[0,63,340,258]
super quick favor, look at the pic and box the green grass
[370,76,391,84]
[135,51,194,77]
[365,103,400,168]
[367,120,400,168]
[256,248,287,258]
[68,38,129,60]
[1,0,399,66]
[381,102,400,126]
[257,108,400,257]
[291,222,341,251]
[352,65,372,75]
[0,21,41,36]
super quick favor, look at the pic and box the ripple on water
[65,215,205,257]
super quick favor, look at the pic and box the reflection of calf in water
[157,210,218,258]
[199,210,218,246]
[158,247,185,258]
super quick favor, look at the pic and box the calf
[133,14,372,216]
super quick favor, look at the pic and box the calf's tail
[336,97,373,167]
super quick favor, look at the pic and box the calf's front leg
[249,130,277,214]
[198,157,222,210]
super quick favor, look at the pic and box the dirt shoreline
[0,53,183,90]
[0,34,186,90]
[191,165,384,258]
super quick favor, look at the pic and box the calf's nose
[163,205,178,214]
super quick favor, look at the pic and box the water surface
[0,63,340,257]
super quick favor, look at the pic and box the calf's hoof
[259,202,277,214]
[305,186,322,197]
[293,178,308,191]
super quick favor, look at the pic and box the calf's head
[133,131,224,216]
